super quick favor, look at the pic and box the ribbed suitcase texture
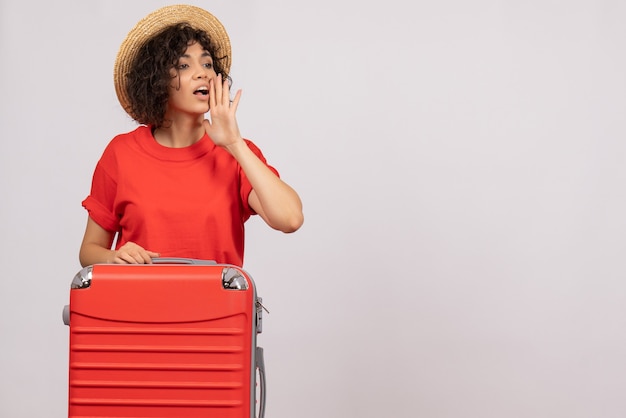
[63,261,264,418]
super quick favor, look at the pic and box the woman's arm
[203,75,304,232]
[227,141,303,232]
[79,217,160,266]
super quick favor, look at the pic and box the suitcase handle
[151,257,217,265]
[257,346,267,418]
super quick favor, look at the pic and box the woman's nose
[194,65,210,79]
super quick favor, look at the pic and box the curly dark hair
[124,23,230,127]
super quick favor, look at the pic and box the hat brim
[114,4,231,120]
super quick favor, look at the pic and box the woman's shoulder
[97,125,151,163]
[108,125,151,146]
[242,138,270,161]
[100,125,150,154]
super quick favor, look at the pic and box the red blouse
[82,125,278,266]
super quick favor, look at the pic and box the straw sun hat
[113,4,231,120]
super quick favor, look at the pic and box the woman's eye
[178,63,189,70]
[203,63,213,69]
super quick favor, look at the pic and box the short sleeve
[82,150,120,232]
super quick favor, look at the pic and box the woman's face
[166,41,217,117]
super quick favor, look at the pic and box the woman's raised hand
[203,73,243,149]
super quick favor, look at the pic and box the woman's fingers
[230,88,242,112]
[209,74,226,107]
[209,74,237,109]
[113,242,159,264]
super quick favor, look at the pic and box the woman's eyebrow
[180,50,212,58]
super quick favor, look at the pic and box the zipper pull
[257,299,270,314]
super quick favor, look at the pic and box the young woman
[79,5,303,267]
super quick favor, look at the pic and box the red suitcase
[62,258,266,418]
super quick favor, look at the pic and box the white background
[1,1,625,417]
